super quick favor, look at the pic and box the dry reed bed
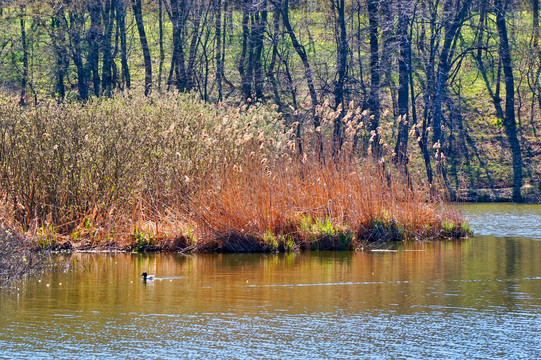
[0,92,468,253]
[187,148,466,253]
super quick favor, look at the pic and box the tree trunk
[367,0,381,156]
[116,0,130,89]
[495,0,523,202]
[280,0,318,115]
[19,5,28,106]
[280,0,322,157]
[333,0,347,157]
[215,0,223,100]
[158,0,164,90]
[394,1,411,167]
[132,0,152,95]
[239,0,252,100]
[534,0,539,48]
[412,68,433,185]
[432,0,472,146]
[267,5,282,109]
[68,11,89,101]
[186,2,203,91]
[170,0,187,92]
[355,1,368,106]
[102,0,115,96]
[532,0,541,130]
[252,0,267,100]
[51,7,68,100]
[88,1,102,97]
[380,0,397,116]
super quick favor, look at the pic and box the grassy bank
[0,91,469,253]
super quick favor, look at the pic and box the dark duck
[141,272,155,280]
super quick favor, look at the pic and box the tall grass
[0,91,468,252]
[186,105,467,252]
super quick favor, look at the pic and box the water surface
[0,204,540,359]
[461,202,541,240]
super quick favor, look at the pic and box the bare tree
[132,0,152,95]
[395,0,413,168]
[495,0,523,201]
[19,4,28,105]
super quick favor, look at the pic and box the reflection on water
[0,204,540,359]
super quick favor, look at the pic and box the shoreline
[0,225,69,286]
[41,228,470,254]
[454,185,540,204]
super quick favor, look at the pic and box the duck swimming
[141,272,154,280]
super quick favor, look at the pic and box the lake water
[1,204,540,359]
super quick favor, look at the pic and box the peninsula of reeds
[0,91,469,253]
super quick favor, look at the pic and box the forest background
[1,0,540,199]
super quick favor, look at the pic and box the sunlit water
[461,203,541,241]
[1,204,540,359]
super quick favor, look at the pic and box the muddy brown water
[1,203,540,359]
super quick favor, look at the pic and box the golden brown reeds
[185,132,466,252]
